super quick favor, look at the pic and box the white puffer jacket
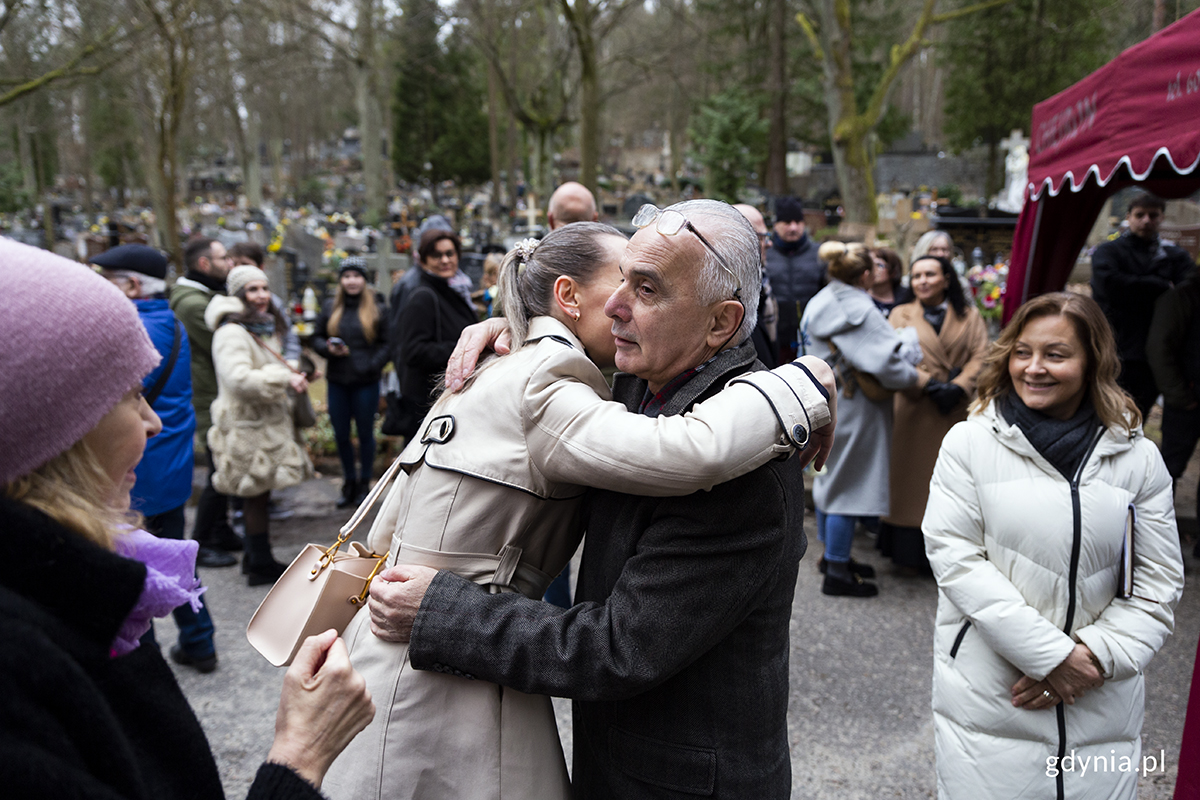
[924,401,1184,800]
[206,296,312,497]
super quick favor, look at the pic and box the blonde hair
[818,240,872,284]
[3,438,140,550]
[328,282,382,344]
[971,292,1140,433]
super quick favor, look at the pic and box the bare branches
[0,22,121,107]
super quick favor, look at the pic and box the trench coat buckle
[420,415,456,444]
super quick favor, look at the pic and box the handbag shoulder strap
[247,330,301,375]
[145,320,183,407]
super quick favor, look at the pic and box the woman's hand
[1010,674,1062,710]
[1045,643,1105,705]
[445,318,511,393]
[329,342,351,357]
[266,630,375,788]
[289,372,309,394]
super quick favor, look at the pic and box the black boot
[244,533,288,587]
[336,478,358,509]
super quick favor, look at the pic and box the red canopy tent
[1004,9,1200,325]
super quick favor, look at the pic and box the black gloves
[925,379,967,415]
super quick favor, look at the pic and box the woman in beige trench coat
[879,254,988,573]
[321,220,834,800]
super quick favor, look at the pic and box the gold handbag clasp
[350,554,389,607]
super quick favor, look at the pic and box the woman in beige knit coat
[879,254,988,573]
[206,265,313,585]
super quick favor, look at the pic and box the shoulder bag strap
[144,319,183,407]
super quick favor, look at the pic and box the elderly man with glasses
[366,199,836,799]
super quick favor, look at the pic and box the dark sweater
[0,495,323,800]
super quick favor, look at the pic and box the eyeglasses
[632,204,742,300]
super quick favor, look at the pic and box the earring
[570,310,580,320]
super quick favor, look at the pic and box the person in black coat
[313,258,390,507]
[1090,190,1196,418]
[395,229,479,442]
[0,238,374,800]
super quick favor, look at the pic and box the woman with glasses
[801,241,921,597]
[323,219,834,800]
[394,229,480,442]
[868,246,908,318]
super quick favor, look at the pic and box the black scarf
[1000,392,1100,480]
[922,301,948,334]
[184,269,226,293]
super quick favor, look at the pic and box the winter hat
[338,256,368,278]
[0,237,160,486]
[773,196,805,224]
[226,264,269,297]
[89,244,169,279]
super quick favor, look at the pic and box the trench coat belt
[389,538,554,600]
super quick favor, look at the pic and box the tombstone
[994,129,1029,214]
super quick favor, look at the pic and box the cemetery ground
[162,422,1200,800]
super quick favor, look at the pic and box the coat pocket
[608,726,716,796]
[949,620,971,659]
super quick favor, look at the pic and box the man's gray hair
[667,199,760,342]
[111,269,167,298]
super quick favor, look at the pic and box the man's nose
[604,284,629,320]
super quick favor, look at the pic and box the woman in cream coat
[323,222,834,800]
[924,292,1184,800]
[206,266,312,584]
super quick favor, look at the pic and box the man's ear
[706,299,744,348]
[552,275,581,318]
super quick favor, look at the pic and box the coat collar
[895,300,977,373]
[525,316,584,351]
[0,496,145,651]
[611,338,758,416]
[972,399,1139,477]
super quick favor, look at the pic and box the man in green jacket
[170,238,241,567]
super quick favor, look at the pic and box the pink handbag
[245,457,404,666]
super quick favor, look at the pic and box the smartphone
[329,337,346,348]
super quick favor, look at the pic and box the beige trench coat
[205,296,312,497]
[884,300,988,528]
[321,317,830,800]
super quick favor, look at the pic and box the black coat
[312,292,390,386]
[0,495,322,800]
[397,270,478,410]
[409,341,806,799]
[1090,232,1196,362]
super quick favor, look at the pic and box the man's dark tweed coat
[409,340,807,799]
[0,495,321,800]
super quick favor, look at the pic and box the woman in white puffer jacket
[924,292,1184,800]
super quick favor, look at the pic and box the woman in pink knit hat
[0,239,374,799]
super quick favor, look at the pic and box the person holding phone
[313,258,390,508]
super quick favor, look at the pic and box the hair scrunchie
[513,238,540,274]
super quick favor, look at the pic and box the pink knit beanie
[0,238,161,485]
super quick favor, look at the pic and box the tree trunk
[355,0,384,226]
[486,59,504,212]
[985,137,1000,202]
[244,107,264,209]
[577,27,599,194]
[764,0,787,196]
[831,132,876,225]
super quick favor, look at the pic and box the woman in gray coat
[802,241,920,596]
